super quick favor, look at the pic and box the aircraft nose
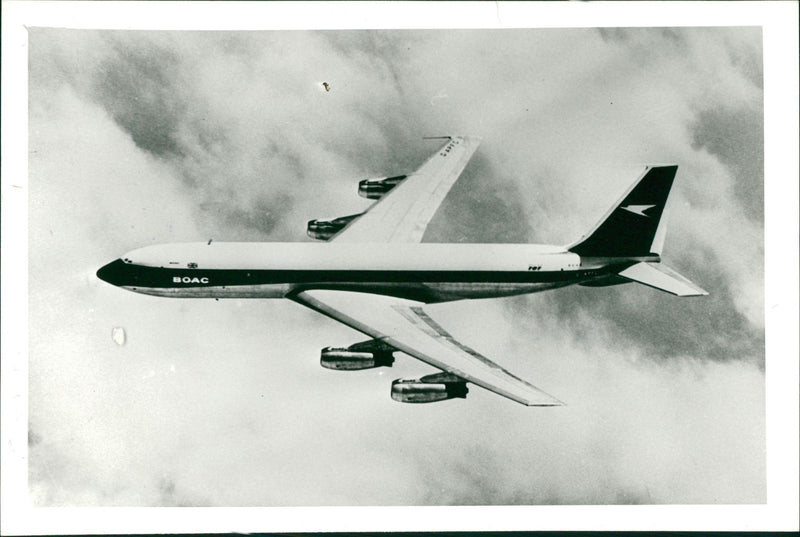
[96,259,129,287]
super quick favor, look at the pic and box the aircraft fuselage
[96,242,655,303]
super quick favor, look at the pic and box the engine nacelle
[390,372,468,403]
[358,175,407,200]
[307,213,363,241]
[320,339,395,370]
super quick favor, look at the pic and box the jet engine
[358,175,408,200]
[307,213,363,241]
[390,372,468,403]
[320,339,395,370]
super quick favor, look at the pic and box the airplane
[96,135,707,406]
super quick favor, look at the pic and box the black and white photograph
[2,1,798,534]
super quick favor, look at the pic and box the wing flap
[291,289,563,406]
[332,136,481,243]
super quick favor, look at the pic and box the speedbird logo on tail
[621,204,656,217]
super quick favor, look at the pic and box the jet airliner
[97,136,707,406]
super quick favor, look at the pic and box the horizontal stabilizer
[618,262,708,297]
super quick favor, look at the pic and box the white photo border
[2,1,797,534]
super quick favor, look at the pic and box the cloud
[411,299,765,505]
[26,27,764,506]
[425,152,534,243]
[692,107,764,221]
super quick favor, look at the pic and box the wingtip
[422,134,482,142]
[521,394,566,407]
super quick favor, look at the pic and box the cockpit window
[123,258,132,264]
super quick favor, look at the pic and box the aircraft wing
[331,136,481,243]
[291,289,564,406]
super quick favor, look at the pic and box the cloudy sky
[22,23,769,510]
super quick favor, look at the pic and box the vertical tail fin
[567,165,677,257]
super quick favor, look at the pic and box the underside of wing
[330,136,481,243]
[291,289,563,406]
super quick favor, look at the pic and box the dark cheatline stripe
[117,265,620,289]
